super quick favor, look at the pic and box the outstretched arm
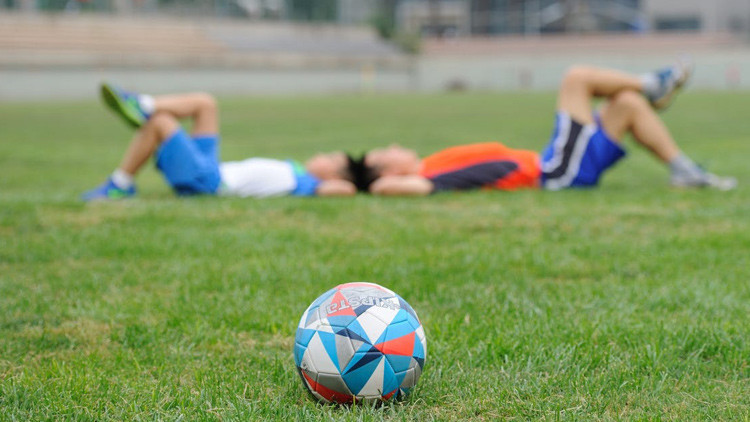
[316,180,357,197]
[370,176,434,196]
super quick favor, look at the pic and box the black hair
[345,154,379,192]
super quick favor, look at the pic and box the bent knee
[194,92,217,112]
[561,65,596,87]
[145,111,179,136]
[610,90,649,110]
[148,111,176,126]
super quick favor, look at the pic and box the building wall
[397,0,471,35]
[395,0,750,35]
[643,0,750,32]
[337,0,376,24]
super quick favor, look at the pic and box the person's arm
[315,179,357,197]
[370,175,434,196]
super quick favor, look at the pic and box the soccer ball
[294,282,426,404]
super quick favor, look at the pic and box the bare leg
[118,112,180,175]
[557,66,679,161]
[599,91,680,162]
[598,89,735,189]
[83,92,219,200]
[557,66,643,124]
[551,65,735,190]
[151,93,218,136]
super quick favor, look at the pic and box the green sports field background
[1,92,748,420]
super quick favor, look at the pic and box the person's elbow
[369,177,391,195]
[370,176,433,196]
[316,180,357,197]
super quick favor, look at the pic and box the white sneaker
[670,172,737,191]
[647,59,693,110]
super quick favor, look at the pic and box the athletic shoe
[82,178,136,201]
[670,172,737,191]
[647,59,693,110]
[100,83,149,128]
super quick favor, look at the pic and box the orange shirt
[419,142,541,191]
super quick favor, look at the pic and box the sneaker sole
[652,87,681,110]
[670,179,737,191]
[100,84,144,128]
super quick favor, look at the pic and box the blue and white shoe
[646,60,693,110]
[82,178,136,201]
[100,83,150,128]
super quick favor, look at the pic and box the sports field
[1,92,748,420]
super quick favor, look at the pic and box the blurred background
[1,0,750,100]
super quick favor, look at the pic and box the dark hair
[346,154,378,192]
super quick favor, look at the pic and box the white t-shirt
[218,158,298,198]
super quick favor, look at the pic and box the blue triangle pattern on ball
[342,354,382,395]
[327,315,357,329]
[296,328,317,347]
[344,319,371,344]
[335,327,369,345]
[381,357,400,396]
[394,370,408,387]
[344,349,382,374]
[398,297,419,320]
[375,319,414,345]
[353,304,374,316]
[303,307,320,327]
[389,309,410,325]
[317,331,340,372]
[412,333,425,359]
[309,287,337,309]
[415,356,425,370]
[385,354,413,374]
[293,343,307,367]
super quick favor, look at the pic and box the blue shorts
[155,129,222,195]
[540,112,626,190]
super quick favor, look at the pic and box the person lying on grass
[83,87,359,201]
[353,63,738,196]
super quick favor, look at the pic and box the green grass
[1,91,749,421]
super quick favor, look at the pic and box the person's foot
[82,178,137,201]
[670,172,737,191]
[100,83,150,128]
[645,59,693,110]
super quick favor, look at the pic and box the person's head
[305,146,421,192]
[305,151,376,191]
[305,151,350,181]
[345,154,379,192]
[363,144,421,178]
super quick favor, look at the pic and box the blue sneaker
[647,59,693,110]
[100,83,150,128]
[82,178,136,201]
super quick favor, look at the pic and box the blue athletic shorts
[540,112,626,190]
[155,129,222,195]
